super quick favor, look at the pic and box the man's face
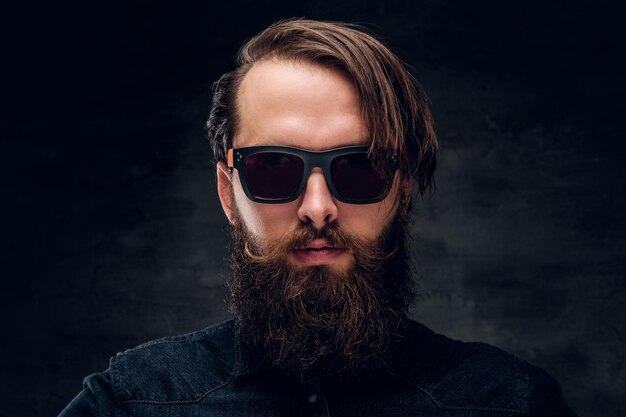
[216,58,412,381]
[217,59,403,271]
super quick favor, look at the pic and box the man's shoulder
[397,320,568,414]
[92,319,237,404]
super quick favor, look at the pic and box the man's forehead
[232,59,369,151]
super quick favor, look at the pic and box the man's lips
[292,239,348,265]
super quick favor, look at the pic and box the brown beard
[227,209,414,383]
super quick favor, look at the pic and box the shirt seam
[399,377,528,414]
[116,377,234,405]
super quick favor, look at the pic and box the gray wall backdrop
[3,1,624,416]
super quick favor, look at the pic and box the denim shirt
[59,319,577,417]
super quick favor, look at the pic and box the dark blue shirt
[59,319,577,416]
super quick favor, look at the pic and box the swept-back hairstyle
[207,19,438,194]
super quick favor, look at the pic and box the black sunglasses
[227,146,398,204]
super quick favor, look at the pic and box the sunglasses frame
[227,145,399,204]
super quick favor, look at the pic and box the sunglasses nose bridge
[297,167,339,228]
[299,166,330,191]
[299,153,334,195]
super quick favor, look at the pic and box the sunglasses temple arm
[227,148,235,173]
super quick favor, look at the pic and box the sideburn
[227,210,414,383]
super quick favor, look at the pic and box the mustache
[242,222,398,270]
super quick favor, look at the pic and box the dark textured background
[2,1,624,416]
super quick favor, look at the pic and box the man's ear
[216,161,235,224]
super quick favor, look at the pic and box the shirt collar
[231,318,266,379]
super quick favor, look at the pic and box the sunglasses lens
[244,152,304,200]
[331,153,390,201]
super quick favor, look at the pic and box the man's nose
[297,167,338,229]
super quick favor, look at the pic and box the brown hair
[207,19,439,194]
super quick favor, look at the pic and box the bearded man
[59,19,577,416]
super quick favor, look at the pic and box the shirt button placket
[305,383,329,417]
